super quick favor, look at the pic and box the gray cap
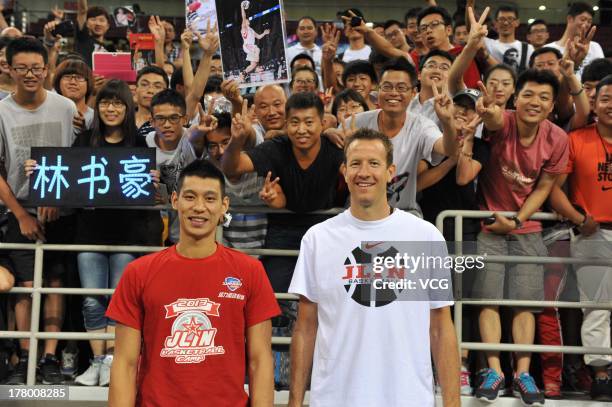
[453,88,481,105]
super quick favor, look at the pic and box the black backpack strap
[519,41,529,73]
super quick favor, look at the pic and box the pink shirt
[479,110,569,234]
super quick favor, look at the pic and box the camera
[51,20,74,37]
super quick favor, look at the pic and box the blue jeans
[77,252,135,330]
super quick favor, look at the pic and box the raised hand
[341,10,369,34]
[221,80,242,105]
[321,23,340,44]
[191,102,218,134]
[432,82,453,124]
[322,87,334,113]
[148,15,166,44]
[43,20,61,43]
[73,111,86,133]
[263,28,270,36]
[230,99,253,145]
[559,57,575,79]
[24,159,37,177]
[459,115,482,141]
[259,171,281,206]
[196,19,219,56]
[567,25,596,67]
[51,5,65,21]
[476,80,497,118]
[466,6,489,48]
[180,29,193,50]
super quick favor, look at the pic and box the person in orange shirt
[549,74,612,401]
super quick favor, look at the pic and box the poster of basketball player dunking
[214,0,289,88]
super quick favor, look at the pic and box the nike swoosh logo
[603,186,612,192]
[364,242,383,249]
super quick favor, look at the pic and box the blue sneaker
[513,372,545,406]
[475,368,504,403]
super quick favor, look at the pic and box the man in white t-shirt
[286,17,322,79]
[340,58,457,215]
[544,2,604,80]
[484,5,533,75]
[288,128,459,407]
[338,9,372,63]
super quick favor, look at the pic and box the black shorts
[2,213,76,283]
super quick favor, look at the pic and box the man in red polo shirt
[107,160,280,406]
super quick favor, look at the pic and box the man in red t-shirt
[549,75,612,401]
[106,160,281,406]
[472,69,568,405]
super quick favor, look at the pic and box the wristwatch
[509,216,523,230]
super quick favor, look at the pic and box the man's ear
[387,163,397,183]
[171,190,178,210]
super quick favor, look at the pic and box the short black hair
[290,66,319,89]
[528,19,547,33]
[332,88,369,117]
[342,60,378,85]
[54,58,94,99]
[380,57,418,85]
[453,19,467,30]
[298,16,317,27]
[177,159,226,196]
[0,36,12,52]
[529,47,563,68]
[344,128,394,167]
[6,36,48,66]
[568,2,594,18]
[136,65,169,88]
[582,58,612,83]
[212,54,221,61]
[170,68,184,89]
[150,88,187,114]
[495,5,519,20]
[516,69,560,99]
[369,50,389,66]
[290,52,316,71]
[285,92,324,119]
[212,112,232,130]
[420,49,455,71]
[87,6,111,25]
[383,20,405,30]
[417,6,452,27]
[204,75,223,95]
[595,74,612,98]
[404,7,422,23]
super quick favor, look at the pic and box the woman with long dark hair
[71,80,162,386]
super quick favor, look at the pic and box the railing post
[27,242,44,385]
[454,215,463,348]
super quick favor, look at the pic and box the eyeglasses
[496,17,517,24]
[99,99,125,109]
[153,114,184,125]
[384,29,402,39]
[422,61,451,71]
[11,66,45,76]
[61,74,87,83]
[530,28,548,35]
[295,79,316,86]
[207,138,230,153]
[418,20,445,33]
[379,82,412,93]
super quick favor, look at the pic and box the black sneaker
[513,372,545,406]
[4,359,27,385]
[591,376,612,401]
[38,354,64,385]
[474,368,504,403]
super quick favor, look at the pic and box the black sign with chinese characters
[28,147,156,207]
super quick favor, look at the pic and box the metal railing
[0,207,610,387]
[435,209,612,357]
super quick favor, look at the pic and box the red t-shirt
[410,45,481,89]
[479,110,569,233]
[564,124,612,223]
[106,244,281,407]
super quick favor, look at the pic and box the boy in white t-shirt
[288,128,459,407]
[484,5,533,74]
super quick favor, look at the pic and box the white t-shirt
[341,45,372,63]
[289,209,453,407]
[544,40,604,80]
[408,94,439,128]
[350,109,443,212]
[484,38,533,73]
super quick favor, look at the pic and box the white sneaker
[74,360,102,386]
[99,355,113,387]
[460,365,473,396]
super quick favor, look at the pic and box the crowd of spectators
[0,0,610,404]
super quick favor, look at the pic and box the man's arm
[254,29,270,40]
[221,108,257,178]
[416,158,457,192]
[108,324,141,407]
[430,306,460,407]
[0,175,44,241]
[557,58,590,131]
[548,174,583,223]
[320,24,342,93]
[149,16,166,69]
[288,297,318,407]
[180,30,195,93]
[348,18,413,62]
[247,320,275,407]
[186,25,218,121]
[76,0,88,30]
[0,5,9,32]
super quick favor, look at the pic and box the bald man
[0,27,23,38]
[253,84,286,139]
